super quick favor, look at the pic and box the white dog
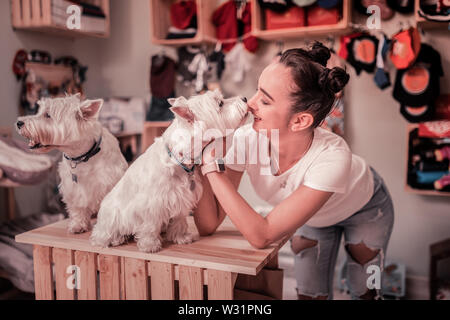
[90,90,248,252]
[16,94,128,234]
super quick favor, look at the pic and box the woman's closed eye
[261,99,270,105]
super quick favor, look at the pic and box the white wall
[1,0,449,278]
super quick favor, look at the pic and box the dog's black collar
[64,136,102,165]
[165,144,196,175]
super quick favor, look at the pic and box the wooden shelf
[252,0,352,40]
[414,0,449,30]
[149,0,216,46]
[405,124,450,197]
[11,0,110,38]
[150,0,351,46]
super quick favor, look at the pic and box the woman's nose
[247,94,258,112]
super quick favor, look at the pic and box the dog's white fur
[16,94,128,233]
[90,90,248,252]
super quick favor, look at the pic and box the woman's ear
[289,112,314,132]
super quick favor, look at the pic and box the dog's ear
[170,106,195,123]
[168,96,188,106]
[79,99,103,120]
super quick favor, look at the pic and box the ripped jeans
[291,167,394,299]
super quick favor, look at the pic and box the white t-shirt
[225,123,374,228]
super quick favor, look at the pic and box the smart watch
[201,158,226,176]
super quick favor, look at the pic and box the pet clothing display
[338,32,363,60]
[225,42,253,83]
[170,0,197,29]
[434,174,450,190]
[345,34,379,75]
[374,34,391,89]
[389,27,421,70]
[408,126,450,192]
[386,0,414,13]
[418,121,450,138]
[265,5,306,29]
[306,4,341,26]
[393,43,443,110]
[166,0,197,39]
[148,54,176,121]
[212,0,258,53]
[418,0,450,22]
[150,54,176,98]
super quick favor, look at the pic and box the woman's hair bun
[307,42,331,67]
[319,67,350,94]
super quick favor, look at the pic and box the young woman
[194,43,394,300]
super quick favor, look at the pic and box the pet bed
[0,136,53,185]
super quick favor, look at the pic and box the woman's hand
[202,137,228,165]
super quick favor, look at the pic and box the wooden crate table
[15,216,287,300]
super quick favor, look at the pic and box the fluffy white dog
[90,90,248,252]
[16,94,128,233]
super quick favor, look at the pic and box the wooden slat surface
[16,217,288,276]
[74,251,97,300]
[150,261,175,300]
[179,266,204,300]
[53,248,75,300]
[98,255,121,300]
[207,270,235,300]
[124,258,149,300]
[33,246,54,300]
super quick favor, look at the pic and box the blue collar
[165,144,196,175]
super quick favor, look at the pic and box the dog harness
[64,136,103,183]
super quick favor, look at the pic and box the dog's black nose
[241,96,247,103]
[16,121,24,129]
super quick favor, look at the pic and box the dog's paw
[173,232,194,245]
[137,237,162,253]
[68,220,91,234]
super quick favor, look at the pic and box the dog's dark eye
[218,100,224,108]
[44,112,51,119]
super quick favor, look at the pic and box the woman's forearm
[193,173,222,236]
[205,172,270,249]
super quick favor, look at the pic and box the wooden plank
[207,270,236,300]
[179,266,204,300]
[16,217,288,276]
[22,0,32,27]
[235,268,284,300]
[74,251,97,300]
[11,0,22,27]
[33,246,54,300]
[98,255,121,300]
[41,0,52,26]
[124,258,149,300]
[30,0,42,26]
[52,248,75,300]
[150,261,175,300]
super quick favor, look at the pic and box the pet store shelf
[414,0,449,30]
[405,124,450,197]
[150,0,352,46]
[11,0,110,38]
[149,0,216,46]
[251,0,352,40]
